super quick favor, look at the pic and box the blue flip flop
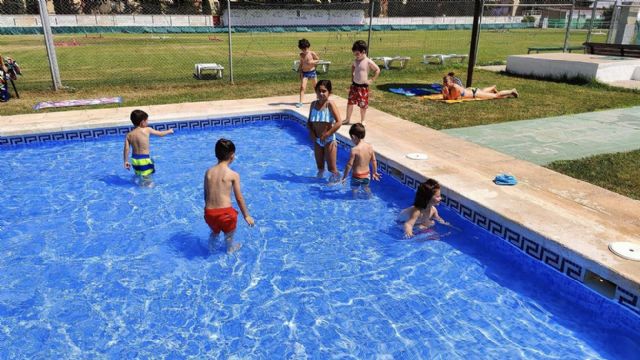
[494,173,517,186]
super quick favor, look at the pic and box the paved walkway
[443,106,640,165]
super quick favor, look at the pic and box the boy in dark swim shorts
[297,38,320,108]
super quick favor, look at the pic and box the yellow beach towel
[421,94,490,104]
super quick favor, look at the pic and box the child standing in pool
[344,40,380,126]
[297,38,320,108]
[123,110,173,179]
[341,123,381,197]
[307,79,343,181]
[398,178,449,238]
[204,138,255,254]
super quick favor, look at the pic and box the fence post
[606,5,620,44]
[226,0,234,84]
[563,0,576,52]
[466,0,484,88]
[37,0,62,91]
[367,0,375,56]
[586,0,598,43]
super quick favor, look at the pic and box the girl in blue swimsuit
[307,80,342,180]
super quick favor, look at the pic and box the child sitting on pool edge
[123,110,174,181]
[204,138,255,254]
[397,178,449,238]
[340,123,381,197]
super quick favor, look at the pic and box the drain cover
[406,153,428,160]
[608,242,640,261]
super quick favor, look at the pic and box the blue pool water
[1,120,639,358]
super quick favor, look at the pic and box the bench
[371,56,411,70]
[583,42,640,58]
[292,60,331,73]
[527,46,584,54]
[194,63,224,80]
[422,54,468,65]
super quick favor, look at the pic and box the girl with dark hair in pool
[307,79,342,182]
[397,178,449,238]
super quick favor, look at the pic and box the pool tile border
[1,110,639,317]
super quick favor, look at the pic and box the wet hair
[315,79,332,93]
[443,72,456,84]
[413,178,441,209]
[349,123,366,139]
[215,138,236,161]
[298,38,310,50]
[352,40,368,54]
[130,110,148,127]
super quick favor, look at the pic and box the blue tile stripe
[0,113,299,147]
[1,110,639,317]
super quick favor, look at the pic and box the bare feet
[316,170,325,178]
[227,242,242,254]
[342,119,351,126]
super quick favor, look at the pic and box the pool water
[1,121,638,358]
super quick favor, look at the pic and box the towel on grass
[34,97,122,110]
[421,94,491,104]
[388,84,442,97]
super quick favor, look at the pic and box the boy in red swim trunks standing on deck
[204,138,255,254]
[341,123,381,198]
[344,40,380,126]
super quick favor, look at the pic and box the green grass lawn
[547,150,640,201]
[3,28,637,128]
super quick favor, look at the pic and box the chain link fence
[0,0,638,94]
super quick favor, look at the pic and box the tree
[82,0,104,14]
[4,0,27,14]
[202,0,213,15]
[26,0,40,14]
[53,0,80,14]
[140,0,164,14]
[166,0,197,14]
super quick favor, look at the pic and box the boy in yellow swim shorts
[123,110,173,179]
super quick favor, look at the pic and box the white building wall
[221,9,366,26]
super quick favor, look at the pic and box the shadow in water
[99,175,135,188]
[309,184,354,200]
[262,171,323,185]
[168,231,212,259]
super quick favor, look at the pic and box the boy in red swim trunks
[204,138,255,254]
[340,123,381,198]
[344,40,380,126]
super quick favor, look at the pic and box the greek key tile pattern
[2,110,639,316]
[0,112,296,147]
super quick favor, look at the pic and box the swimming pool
[1,118,639,358]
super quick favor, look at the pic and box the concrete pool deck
[443,106,640,165]
[1,95,639,307]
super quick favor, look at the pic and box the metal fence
[0,0,638,93]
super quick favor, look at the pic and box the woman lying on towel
[442,72,518,100]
